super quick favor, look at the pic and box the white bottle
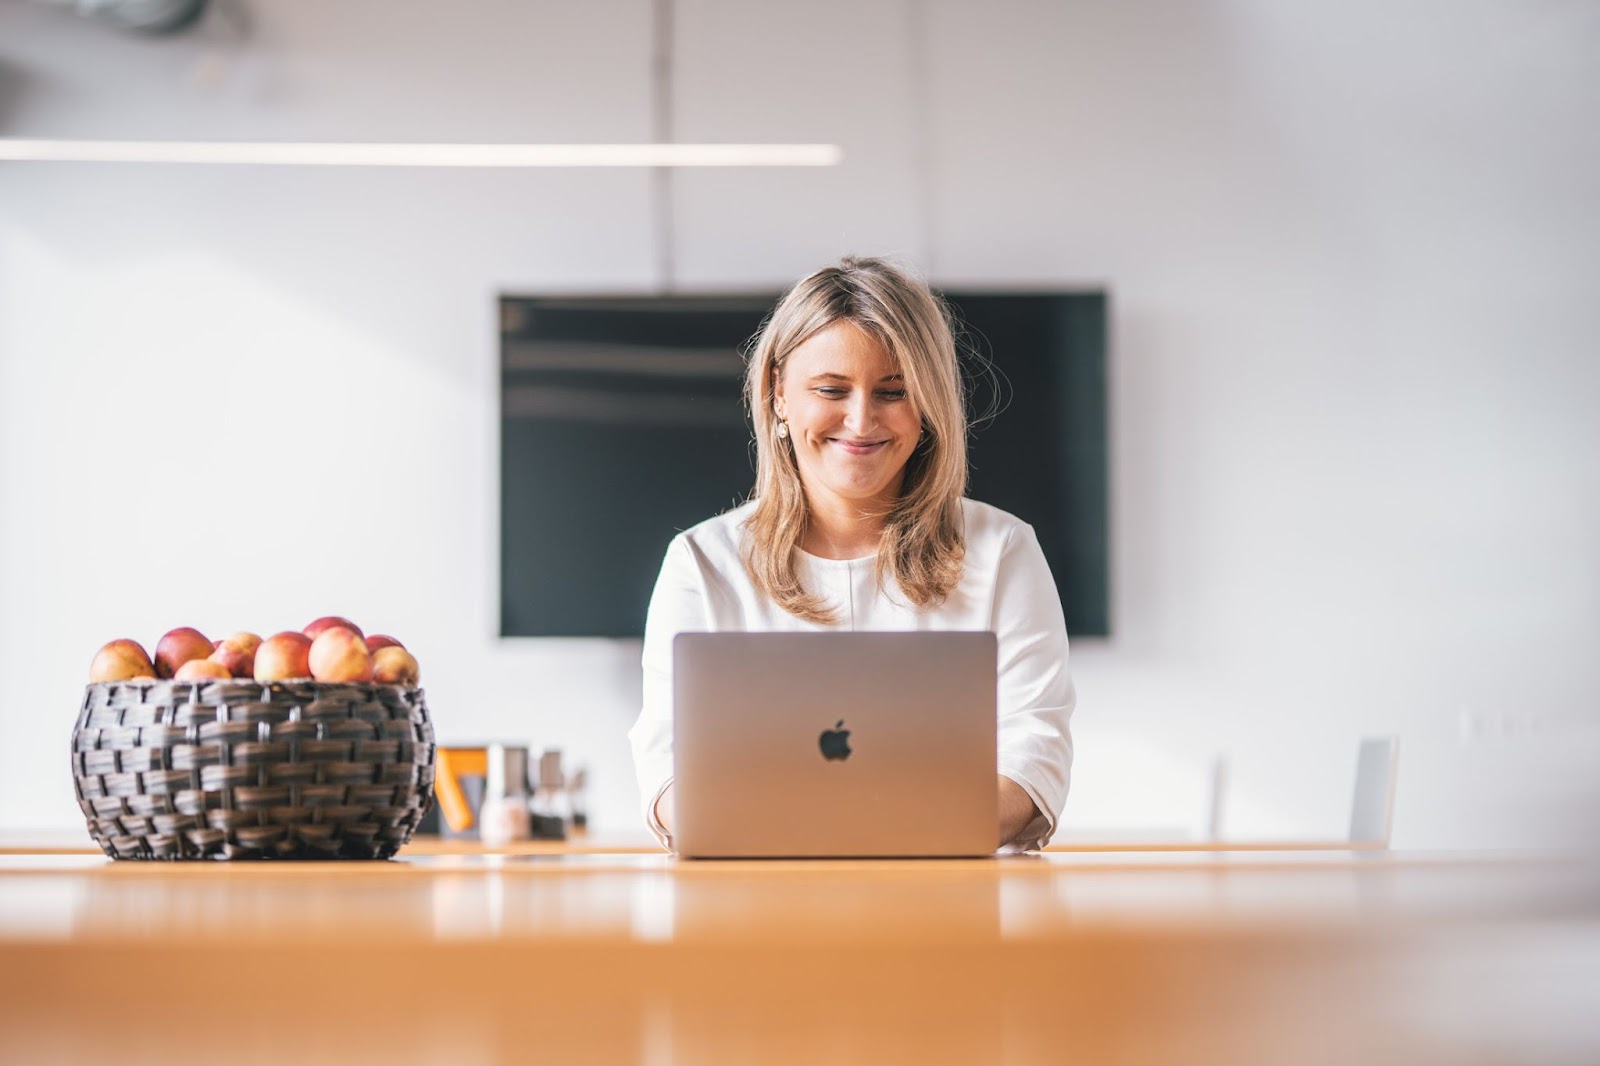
[478,744,532,847]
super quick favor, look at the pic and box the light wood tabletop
[2,843,1597,1066]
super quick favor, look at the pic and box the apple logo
[819,720,852,761]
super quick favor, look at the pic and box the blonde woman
[628,256,1075,852]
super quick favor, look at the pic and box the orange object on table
[434,746,488,832]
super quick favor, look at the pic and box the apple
[208,631,262,679]
[89,639,156,683]
[254,631,313,682]
[154,627,213,679]
[371,646,420,685]
[365,634,404,653]
[218,631,262,655]
[209,645,251,678]
[303,616,363,641]
[175,658,231,681]
[309,627,373,683]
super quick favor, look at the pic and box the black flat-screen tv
[499,291,1108,638]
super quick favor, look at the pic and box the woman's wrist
[653,782,676,836]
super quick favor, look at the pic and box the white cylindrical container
[478,743,532,847]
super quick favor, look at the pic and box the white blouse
[626,497,1076,852]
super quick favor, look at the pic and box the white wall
[2,0,1596,847]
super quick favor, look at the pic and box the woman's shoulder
[671,499,758,564]
[959,497,1032,550]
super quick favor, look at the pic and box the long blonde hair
[742,256,969,623]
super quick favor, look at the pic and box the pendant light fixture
[0,1,842,173]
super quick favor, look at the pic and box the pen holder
[71,679,436,860]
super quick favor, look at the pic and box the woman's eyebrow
[809,372,905,383]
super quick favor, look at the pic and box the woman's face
[773,320,922,508]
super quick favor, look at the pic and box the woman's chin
[816,474,898,503]
[798,453,908,504]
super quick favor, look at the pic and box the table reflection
[0,851,1596,1065]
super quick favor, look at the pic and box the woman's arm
[627,535,709,851]
[991,522,1077,850]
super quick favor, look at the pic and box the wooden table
[2,844,1597,1066]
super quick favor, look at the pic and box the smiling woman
[746,259,972,622]
[628,256,1076,854]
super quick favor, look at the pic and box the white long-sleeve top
[626,497,1076,852]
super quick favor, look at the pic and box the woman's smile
[829,437,890,456]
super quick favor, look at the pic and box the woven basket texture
[72,679,436,860]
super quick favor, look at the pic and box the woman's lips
[829,438,889,456]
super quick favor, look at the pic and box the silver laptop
[672,631,998,859]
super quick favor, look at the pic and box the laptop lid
[672,631,998,859]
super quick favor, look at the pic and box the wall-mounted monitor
[499,291,1108,638]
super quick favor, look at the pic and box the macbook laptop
[672,631,998,859]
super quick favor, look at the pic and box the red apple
[371,646,420,685]
[212,640,252,672]
[154,627,213,679]
[303,616,363,641]
[254,631,313,682]
[175,658,231,681]
[209,646,249,678]
[89,639,156,683]
[309,628,372,683]
[208,631,262,679]
[365,634,404,653]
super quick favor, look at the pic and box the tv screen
[499,291,1108,638]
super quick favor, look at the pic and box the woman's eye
[812,386,905,400]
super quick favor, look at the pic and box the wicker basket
[71,679,436,860]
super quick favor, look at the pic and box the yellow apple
[372,646,420,685]
[254,631,313,682]
[309,628,372,683]
[89,639,156,683]
[175,658,231,681]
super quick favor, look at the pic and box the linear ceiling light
[0,139,842,168]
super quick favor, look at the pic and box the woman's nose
[843,392,876,434]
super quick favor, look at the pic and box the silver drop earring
[776,419,789,440]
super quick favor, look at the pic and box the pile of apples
[88,616,421,686]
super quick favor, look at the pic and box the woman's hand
[654,783,676,838]
[997,775,1040,849]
